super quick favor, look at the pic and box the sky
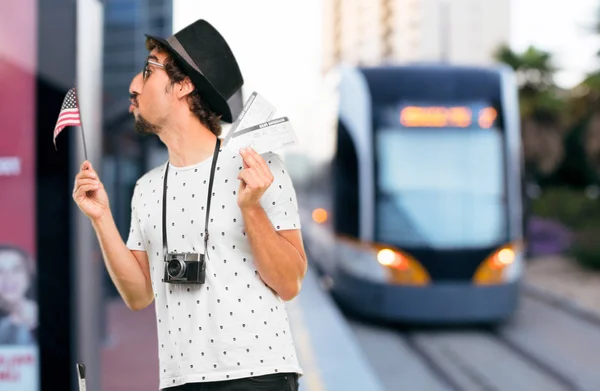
[173,1,600,89]
[511,0,600,88]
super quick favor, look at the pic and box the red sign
[0,0,39,390]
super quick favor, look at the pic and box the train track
[343,284,600,391]
[403,326,580,391]
[335,274,600,391]
[350,283,600,391]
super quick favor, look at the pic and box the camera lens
[167,259,186,278]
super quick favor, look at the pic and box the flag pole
[73,85,89,162]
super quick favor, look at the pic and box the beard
[134,113,161,135]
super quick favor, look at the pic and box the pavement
[524,255,600,316]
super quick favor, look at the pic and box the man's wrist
[91,212,114,230]
[240,203,263,216]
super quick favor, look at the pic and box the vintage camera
[163,252,206,284]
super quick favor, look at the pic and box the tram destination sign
[385,103,499,129]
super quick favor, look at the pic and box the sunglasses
[143,59,165,81]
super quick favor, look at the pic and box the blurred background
[3,0,600,390]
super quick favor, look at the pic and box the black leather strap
[162,162,169,258]
[203,138,221,259]
[162,138,221,259]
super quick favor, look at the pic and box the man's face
[129,49,173,135]
[0,250,29,307]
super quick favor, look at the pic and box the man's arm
[237,148,307,301]
[92,215,154,310]
[73,161,153,311]
[241,206,307,301]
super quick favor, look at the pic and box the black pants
[167,373,299,391]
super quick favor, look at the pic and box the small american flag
[53,87,81,148]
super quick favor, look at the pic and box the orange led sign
[399,106,497,128]
[478,107,498,129]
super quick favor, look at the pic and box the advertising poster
[0,0,39,389]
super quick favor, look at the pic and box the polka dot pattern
[125,146,302,387]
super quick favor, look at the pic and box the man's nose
[129,72,143,97]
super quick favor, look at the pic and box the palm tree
[494,44,566,178]
[562,0,600,182]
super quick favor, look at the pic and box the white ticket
[223,92,276,146]
[229,117,298,154]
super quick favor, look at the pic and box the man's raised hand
[73,160,110,221]
[237,148,273,209]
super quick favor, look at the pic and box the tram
[305,64,525,324]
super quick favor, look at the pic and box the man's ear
[175,77,195,99]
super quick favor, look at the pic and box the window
[375,126,506,249]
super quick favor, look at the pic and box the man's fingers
[240,148,273,182]
[239,168,272,190]
[75,179,99,189]
[74,171,98,188]
[81,160,93,171]
[76,165,97,179]
[74,184,98,199]
[238,169,256,188]
[240,148,263,173]
[248,149,272,179]
[240,150,258,173]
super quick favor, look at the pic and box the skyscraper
[322,0,510,71]
[103,0,173,123]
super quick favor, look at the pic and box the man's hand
[237,148,274,209]
[73,160,110,221]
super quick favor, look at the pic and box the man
[73,19,307,390]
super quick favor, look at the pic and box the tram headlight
[312,208,328,224]
[375,247,431,285]
[473,241,523,285]
[336,238,430,285]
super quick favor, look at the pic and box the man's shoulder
[136,162,168,188]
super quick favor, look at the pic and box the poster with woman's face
[0,247,37,344]
[0,0,39,388]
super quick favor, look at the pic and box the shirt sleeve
[126,182,146,251]
[260,152,301,231]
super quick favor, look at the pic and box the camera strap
[162,138,221,260]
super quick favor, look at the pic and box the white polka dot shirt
[126,143,303,389]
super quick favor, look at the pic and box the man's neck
[159,121,217,168]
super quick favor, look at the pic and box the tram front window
[375,127,507,250]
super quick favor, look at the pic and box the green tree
[494,44,566,180]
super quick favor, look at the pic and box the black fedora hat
[145,19,244,123]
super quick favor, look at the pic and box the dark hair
[146,38,222,136]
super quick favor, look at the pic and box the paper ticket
[223,92,276,146]
[229,117,298,154]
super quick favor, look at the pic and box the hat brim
[144,34,233,123]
